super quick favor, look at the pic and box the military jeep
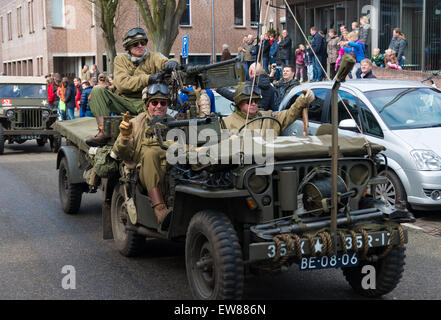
[0,76,61,155]
[54,113,414,300]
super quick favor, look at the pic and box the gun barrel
[165,117,212,128]
[186,56,240,74]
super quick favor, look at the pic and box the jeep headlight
[248,173,269,194]
[410,150,441,171]
[0,108,4,115]
[6,110,14,118]
[42,110,49,118]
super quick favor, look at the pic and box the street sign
[182,35,189,59]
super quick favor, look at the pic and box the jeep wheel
[374,170,406,207]
[110,184,145,257]
[185,210,244,300]
[0,125,4,155]
[342,246,406,297]
[50,134,62,153]
[58,157,83,214]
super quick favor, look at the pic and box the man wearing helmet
[223,84,315,136]
[86,27,179,147]
[112,83,173,228]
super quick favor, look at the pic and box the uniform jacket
[81,70,91,81]
[113,52,173,99]
[223,93,310,136]
[112,112,173,167]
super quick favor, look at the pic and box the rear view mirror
[339,119,358,131]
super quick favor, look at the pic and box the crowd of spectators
[236,15,407,83]
[45,64,113,121]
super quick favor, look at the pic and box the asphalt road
[0,141,440,300]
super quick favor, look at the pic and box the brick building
[0,0,285,78]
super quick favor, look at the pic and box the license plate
[300,253,359,270]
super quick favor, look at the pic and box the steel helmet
[122,27,148,50]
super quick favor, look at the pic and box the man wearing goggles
[223,84,315,136]
[86,27,179,147]
[112,83,173,228]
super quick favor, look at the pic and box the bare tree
[89,0,120,75]
[135,0,188,56]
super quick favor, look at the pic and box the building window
[42,0,47,29]
[28,0,35,33]
[91,2,96,27]
[425,0,441,71]
[179,0,190,26]
[52,0,64,27]
[250,0,260,27]
[379,0,400,53]
[1,16,3,43]
[7,12,12,40]
[17,6,23,38]
[234,0,244,26]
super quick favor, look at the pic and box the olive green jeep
[0,76,61,154]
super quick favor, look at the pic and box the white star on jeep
[314,239,323,253]
[41,100,48,106]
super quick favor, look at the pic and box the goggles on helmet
[147,83,169,96]
[124,28,146,41]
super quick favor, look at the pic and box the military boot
[148,187,172,228]
[86,116,108,147]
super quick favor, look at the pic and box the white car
[278,79,441,212]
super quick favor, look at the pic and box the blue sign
[182,35,189,59]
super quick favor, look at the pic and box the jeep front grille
[15,109,43,129]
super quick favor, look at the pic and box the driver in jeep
[86,27,179,147]
[112,83,173,227]
[223,84,315,136]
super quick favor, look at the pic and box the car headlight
[410,150,441,171]
[42,110,49,118]
[6,110,14,118]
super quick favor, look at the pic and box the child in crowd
[384,49,402,69]
[295,44,305,82]
[371,48,385,67]
[305,37,314,82]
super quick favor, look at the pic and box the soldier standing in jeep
[86,27,179,147]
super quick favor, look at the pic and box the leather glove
[162,60,179,73]
[148,72,163,85]
[119,112,133,140]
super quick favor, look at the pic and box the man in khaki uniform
[112,83,173,226]
[87,27,179,146]
[223,84,315,136]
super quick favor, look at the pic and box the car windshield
[365,88,441,130]
[0,84,47,98]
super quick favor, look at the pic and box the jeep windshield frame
[0,84,47,99]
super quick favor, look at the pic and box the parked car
[278,79,441,212]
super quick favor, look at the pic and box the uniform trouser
[89,86,145,117]
[138,144,167,192]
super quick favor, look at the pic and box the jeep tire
[342,246,406,297]
[110,184,145,257]
[0,124,4,155]
[185,210,244,300]
[58,157,83,214]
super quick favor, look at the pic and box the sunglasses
[150,100,168,107]
[245,98,260,105]
[131,40,147,47]
[147,83,169,96]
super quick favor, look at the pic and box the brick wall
[372,66,441,89]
